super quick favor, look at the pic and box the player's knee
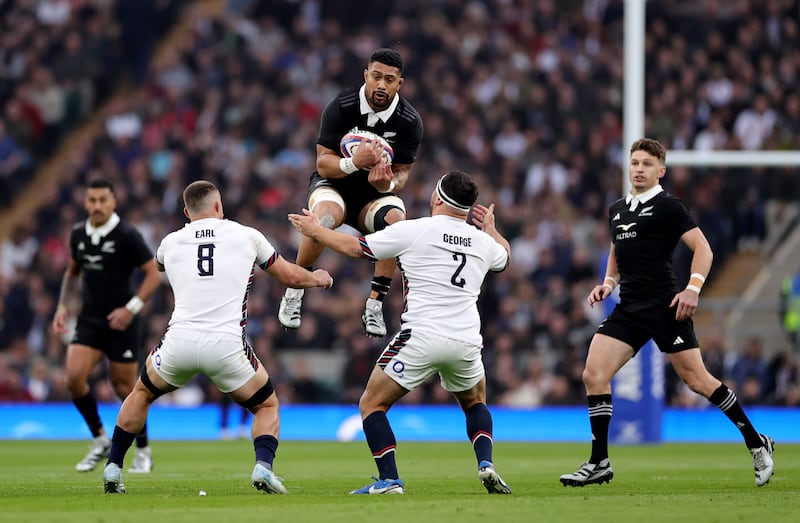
[318,211,339,230]
[239,378,276,411]
[111,378,134,399]
[65,377,86,396]
[682,371,713,396]
[581,366,605,389]
[364,196,406,232]
[357,393,376,416]
[453,384,484,410]
[309,188,345,224]
[139,367,168,400]
[374,206,404,231]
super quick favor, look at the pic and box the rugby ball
[340,130,394,165]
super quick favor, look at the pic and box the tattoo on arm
[57,271,80,307]
[320,214,336,229]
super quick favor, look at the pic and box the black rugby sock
[135,423,148,448]
[587,394,613,463]
[73,393,103,437]
[708,384,763,448]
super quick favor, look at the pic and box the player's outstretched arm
[288,209,365,259]
[266,255,334,290]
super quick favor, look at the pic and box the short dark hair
[440,169,478,208]
[183,180,219,213]
[630,138,666,164]
[369,48,404,74]
[88,179,114,193]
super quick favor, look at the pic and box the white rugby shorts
[378,328,484,392]
[150,328,260,393]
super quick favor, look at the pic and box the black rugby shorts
[72,315,143,362]
[597,303,699,354]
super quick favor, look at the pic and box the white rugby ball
[339,130,394,165]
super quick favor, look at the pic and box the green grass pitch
[0,440,797,523]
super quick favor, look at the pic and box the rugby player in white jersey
[102,181,333,494]
[289,169,513,495]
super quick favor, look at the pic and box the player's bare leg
[561,335,630,487]
[109,360,153,474]
[279,201,342,330]
[361,205,405,338]
[104,358,166,493]
[66,344,112,472]
[229,366,287,494]
[669,348,774,486]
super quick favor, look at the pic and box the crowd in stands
[3,0,800,408]
[0,0,186,206]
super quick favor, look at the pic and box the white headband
[436,176,472,212]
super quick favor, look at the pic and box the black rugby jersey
[316,86,423,195]
[69,219,153,318]
[608,191,697,310]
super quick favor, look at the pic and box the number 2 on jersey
[450,252,466,288]
[197,243,215,276]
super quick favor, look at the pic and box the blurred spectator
[779,271,800,352]
[0,120,31,205]
[218,393,250,440]
[36,0,71,27]
[287,358,325,403]
[0,225,38,280]
[0,356,35,401]
[730,337,769,403]
[500,356,552,408]
[734,186,767,251]
[524,151,568,199]
[693,112,729,151]
[52,31,103,125]
[732,93,777,150]
[765,351,798,406]
[24,66,66,155]
[339,335,379,404]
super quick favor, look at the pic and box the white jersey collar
[625,184,663,211]
[359,84,399,127]
[85,212,120,245]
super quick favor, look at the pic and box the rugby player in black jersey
[560,138,774,488]
[277,48,423,338]
[52,179,162,473]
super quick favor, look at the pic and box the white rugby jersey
[361,215,508,345]
[156,218,277,335]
